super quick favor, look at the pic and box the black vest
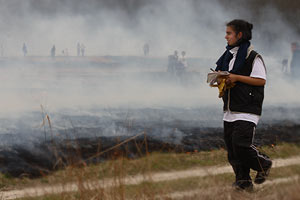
[222,51,265,115]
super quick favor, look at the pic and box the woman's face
[225,26,242,46]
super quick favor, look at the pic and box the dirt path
[2,156,300,200]
[157,175,300,200]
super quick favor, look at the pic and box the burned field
[0,107,299,178]
[0,57,299,177]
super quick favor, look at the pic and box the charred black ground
[0,107,299,178]
[0,56,299,178]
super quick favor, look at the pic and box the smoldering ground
[0,0,299,177]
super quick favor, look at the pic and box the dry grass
[17,163,300,200]
[0,142,300,199]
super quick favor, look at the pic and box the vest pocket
[248,88,255,104]
[251,88,263,106]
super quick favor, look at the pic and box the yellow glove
[213,77,235,98]
[218,78,226,98]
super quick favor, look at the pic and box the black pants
[224,120,272,182]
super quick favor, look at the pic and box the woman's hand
[226,74,238,84]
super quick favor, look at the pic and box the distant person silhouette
[77,42,81,56]
[281,59,288,73]
[290,42,300,77]
[143,43,149,56]
[22,43,27,56]
[0,44,4,57]
[51,45,56,58]
[81,43,85,56]
[179,51,188,68]
[174,50,187,79]
[167,50,179,75]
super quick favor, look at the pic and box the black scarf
[215,41,250,74]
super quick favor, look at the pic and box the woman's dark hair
[227,19,253,41]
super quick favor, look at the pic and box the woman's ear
[237,32,243,40]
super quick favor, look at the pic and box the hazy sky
[0,0,298,57]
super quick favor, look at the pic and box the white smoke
[0,0,299,127]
